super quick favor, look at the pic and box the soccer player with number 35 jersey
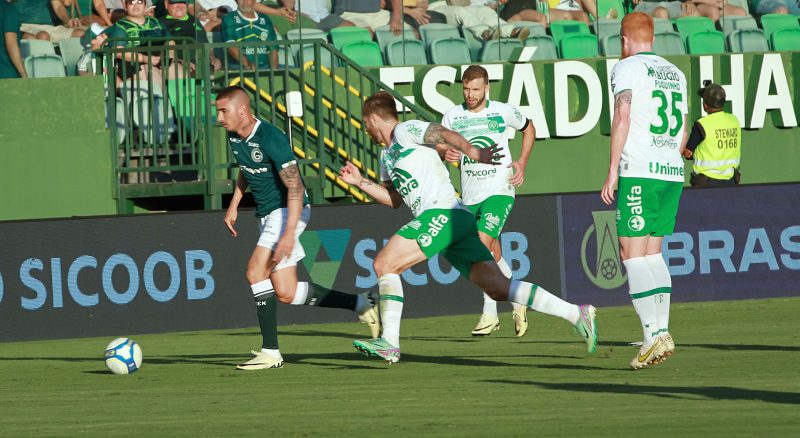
[601,12,688,370]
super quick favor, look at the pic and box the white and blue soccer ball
[104,338,143,375]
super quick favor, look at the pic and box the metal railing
[102,37,436,213]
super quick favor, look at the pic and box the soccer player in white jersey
[601,12,688,369]
[442,65,536,337]
[338,91,598,364]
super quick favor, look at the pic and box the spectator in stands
[633,0,702,19]
[221,0,277,69]
[103,0,154,25]
[428,0,530,41]
[755,0,799,16]
[333,0,403,35]
[193,0,231,30]
[1,0,27,78]
[105,0,169,85]
[691,0,748,22]
[385,0,448,37]
[543,0,597,26]
[279,0,355,31]
[14,0,85,41]
[160,0,221,71]
[495,0,547,26]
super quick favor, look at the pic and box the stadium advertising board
[0,196,558,341]
[379,52,798,136]
[560,183,800,306]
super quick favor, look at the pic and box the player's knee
[373,256,400,278]
[245,267,266,285]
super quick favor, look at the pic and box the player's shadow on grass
[483,380,800,405]
[599,340,800,352]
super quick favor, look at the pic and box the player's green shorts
[396,208,494,278]
[465,195,514,239]
[617,177,683,237]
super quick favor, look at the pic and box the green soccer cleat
[236,351,284,370]
[357,292,381,339]
[353,338,400,364]
[471,314,500,336]
[512,306,529,337]
[574,304,598,353]
[630,337,666,370]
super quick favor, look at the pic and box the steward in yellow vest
[682,81,741,187]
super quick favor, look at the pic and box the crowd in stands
[1,0,799,80]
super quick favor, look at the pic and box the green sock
[302,282,358,311]
[255,293,279,350]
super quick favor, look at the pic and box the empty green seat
[654,31,686,56]
[596,0,626,20]
[374,25,418,50]
[480,39,524,62]
[21,39,55,58]
[549,20,591,46]
[676,16,715,43]
[720,15,758,36]
[298,44,336,68]
[594,18,621,41]
[340,41,384,67]
[560,34,599,59]
[770,28,800,51]
[728,28,769,52]
[687,30,725,55]
[653,18,674,34]
[429,37,472,64]
[286,28,327,42]
[58,37,84,76]
[760,13,800,41]
[385,39,428,65]
[523,35,557,60]
[601,34,622,57]
[419,23,461,47]
[329,27,371,50]
[24,54,66,78]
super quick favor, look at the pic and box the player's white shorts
[257,205,311,271]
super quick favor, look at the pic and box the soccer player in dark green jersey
[215,86,380,370]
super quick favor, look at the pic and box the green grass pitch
[1,298,799,436]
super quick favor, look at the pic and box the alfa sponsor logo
[418,234,433,247]
[626,185,646,232]
[581,211,626,289]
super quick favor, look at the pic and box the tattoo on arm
[359,178,376,188]
[422,123,449,144]
[278,164,305,201]
[615,90,632,108]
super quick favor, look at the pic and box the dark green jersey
[0,1,22,79]
[221,10,276,68]
[229,119,309,217]
[107,16,169,48]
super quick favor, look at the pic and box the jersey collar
[243,117,261,142]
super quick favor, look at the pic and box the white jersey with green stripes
[441,100,527,205]
[611,52,688,183]
[380,120,463,218]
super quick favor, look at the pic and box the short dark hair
[216,86,248,103]
[461,65,488,84]
[363,91,398,120]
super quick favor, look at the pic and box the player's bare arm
[224,171,249,237]
[424,123,504,165]
[274,163,305,261]
[509,120,536,187]
[601,90,632,205]
[338,161,402,208]
[679,114,689,155]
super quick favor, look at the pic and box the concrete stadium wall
[1,183,798,342]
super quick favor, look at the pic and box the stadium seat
[298,44,336,68]
[385,39,428,66]
[653,18,674,34]
[559,34,599,59]
[374,25,417,51]
[549,20,591,46]
[770,28,800,51]
[594,18,621,42]
[132,93,175,145]
[480,39,524,62]
[511,21,547,37]
[687,30,725,55]
[429,37,472,65]
[285,28,327,56]
[329,26,371,50]
[20,39,55,58]
[676,16,716,44]
[24,54,66,78]
[340,41,384,67]
[727,29,769,53]
[601,34,622,57]
[276,45,297,67]
[653,31,686,55]
[596,0,626,20]
[760,13,800,41]
[58,37,84,76]
[523,35,557,60]
[166,78,200,133]
[462,26,487,61]
[419,23,461,48]
[720,15,758,36]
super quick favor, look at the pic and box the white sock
[260,348,282,359]
[508,280,579,324]
[645,253,672,336]
[378,274,403,348]
[481,292,498,317]
[289,282,309,305]
[623,257,659,346]
[250,279,273,298]
[497,258,524,311]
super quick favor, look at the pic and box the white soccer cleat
[357,292,381,339]
[658,333,675,363]
[471,314,500,336]
[512,306,529,337]
[236,351,284,370]
[630,337,666,370]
